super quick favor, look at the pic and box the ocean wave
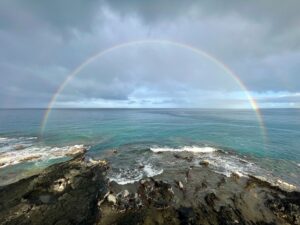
[0,136,38,152]
[143,164,164,177]
[108,163,163,185]
[0,144,87,168]
[149,145,262,180]
[148,144,299,190]
[109,168,144,185]
[150,146,217,153]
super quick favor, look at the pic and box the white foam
[275,179,297,191]
[143,164,164,177]
[0,137,8,142]
[108,168,144,185]
[195,153,256,178]
[0,144,86,168]
[109,173,143,185]
[108,163,164,185]
[150,146,217,153]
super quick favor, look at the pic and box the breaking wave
[108,163,163,185]
[0,136,87,168]
[150,146,217,153]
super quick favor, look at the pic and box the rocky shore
[0,151,299,225]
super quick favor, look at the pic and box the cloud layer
[0,0,299,108]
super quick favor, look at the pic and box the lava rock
[0,153,108,225]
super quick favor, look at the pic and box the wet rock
[14,144,25,150]
[0,153,108,225]
[1,151,300,225]
[199,160,209,167]
[177,207,197,225]
[136,179,174,209]
[65,145,87,156]
[275,179,297,191]
[266,192,300,224]
[138,164,145,169]
[230,172,241,181]
[39,194,53,204]
[19,155,42,163]
[217,206,241,224]
[173,153,193,162]
[205,192,218,207]
[173,154,181,159]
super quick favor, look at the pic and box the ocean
[0,108,299,187]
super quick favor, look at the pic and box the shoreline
[0,151,299,225]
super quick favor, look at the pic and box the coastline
[0,150,299,225]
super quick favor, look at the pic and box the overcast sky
[0,0,300,108]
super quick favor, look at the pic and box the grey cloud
[105,0,300,31]
[0,0,300,108]
[0,0,102,33]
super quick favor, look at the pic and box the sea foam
[150,146,217,153]
[108,163,163,185]
[0,142,87,168]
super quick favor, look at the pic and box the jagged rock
[1,151,300,225]
[64,145,87,156]
[0,153,108,225]
[136,179,174,209]
[266,192,300,224]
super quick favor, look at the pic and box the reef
[0,151,299,225]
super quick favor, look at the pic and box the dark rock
[205,192,218,207]
[137,179,174,209]
[173,153,193,162]
[1,152,300,225]
[138,164,145,169]
[177,207,197,225]
[266,192,300,224]
[0,154,108,225]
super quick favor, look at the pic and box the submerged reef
[0,151,299,225]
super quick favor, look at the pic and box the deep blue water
[0,108,299,186]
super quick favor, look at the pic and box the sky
[0,0,300,108]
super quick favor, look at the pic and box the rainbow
[40,39,267,143]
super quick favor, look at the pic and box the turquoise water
[0,109,299,186]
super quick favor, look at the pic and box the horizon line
[0,107,298,110]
